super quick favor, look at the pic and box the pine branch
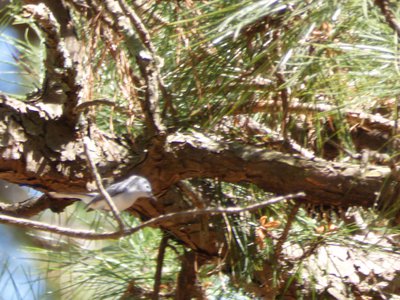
[152,233,169,300]
[0,193,305,240]
[103,0,166,136]
[374,0,400,38]
[83,136,126,230]
[21,2,80,120]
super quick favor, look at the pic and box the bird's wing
[89,177,137,202]
[88,185,123,203]
[48,192,96,203]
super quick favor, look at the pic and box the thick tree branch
[25,0,81,63]
[148,132,393,208]
[1,1,400,261]
[22,3,70,73]
[0,91,395,214]
[5,1,400,297]
[0,93,134,193]
[0,98,395,211]
[0,93,48,118]
[22,2,81,121]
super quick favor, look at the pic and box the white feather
[48,192,97,204]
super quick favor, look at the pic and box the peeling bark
[0,94,396,256]
[142,132,392,208]
[1,3,400,297]
[0,94,135,192]
[0,94,396,216]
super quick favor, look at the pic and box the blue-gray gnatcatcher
[49,175,154,211]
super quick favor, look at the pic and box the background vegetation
[0,0,400,299]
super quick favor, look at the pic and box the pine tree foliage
[0,0,400,299]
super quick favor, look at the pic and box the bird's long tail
[48,192,97,204]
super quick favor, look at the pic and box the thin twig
[0,193,305,240]
[103,0,166,135]
[152,233,169,300]
[229,116,318,160]
[117,0,167,135]
[274,202,301,260]
[176,181,206,209]
[373,0,400,143]
[83,136,125,230]
[75,98,124,113]
[297,236,324,261]
[276,72,289,139]
[117,0,157,55]
[191,99,395,130]
[374,0,400,38]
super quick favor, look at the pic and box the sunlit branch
[0,193,305,240]
[83,136,125,230]
[21,2,80,119]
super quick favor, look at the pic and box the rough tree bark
[1,0,399,256]
[1,90,398,252]
[1,1,400,297]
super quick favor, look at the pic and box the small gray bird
[49,175,154,211]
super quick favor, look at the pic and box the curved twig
[83,136,125,230]
[0,193,305,240]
